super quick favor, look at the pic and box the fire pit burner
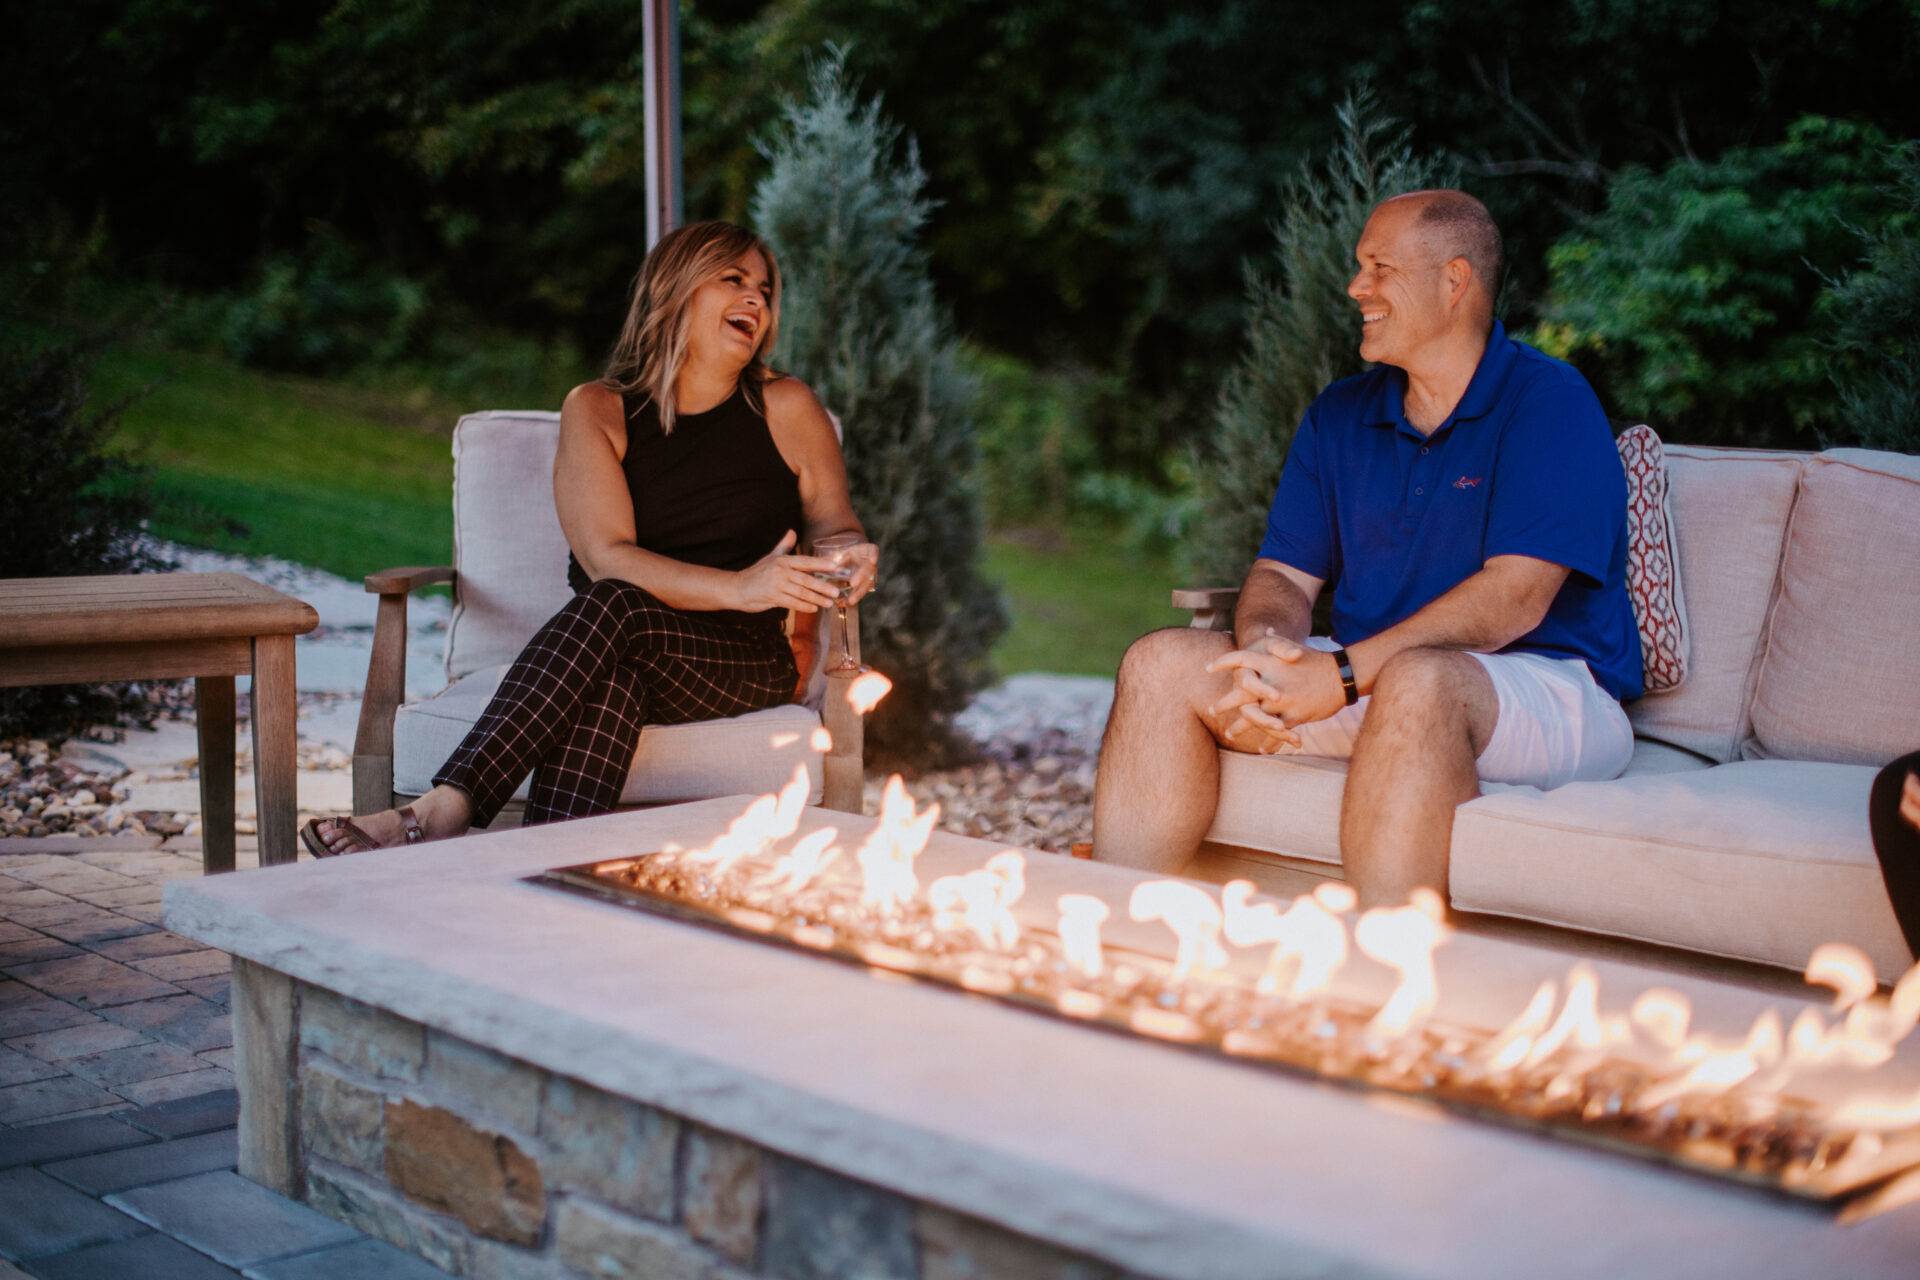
[534,773,1920,1210]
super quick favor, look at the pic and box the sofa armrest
[352,565,456,813]
[1172,587,1239,632]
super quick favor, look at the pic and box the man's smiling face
[1346,199,1454,370]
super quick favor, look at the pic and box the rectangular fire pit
[165,796,1920,1280]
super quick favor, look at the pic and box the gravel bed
[7,675,1115,849]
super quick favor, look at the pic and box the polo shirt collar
[1362,319,1517,434]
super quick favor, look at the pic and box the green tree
[1824,143,1920,453]
[1185,90,1445,588]
[1532,117,1902,448]
[0,316,175,740]
[752,52,1005,769]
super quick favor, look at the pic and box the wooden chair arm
[1172,587,1239,632]
[352,568,453,812]
[364,565,456,595]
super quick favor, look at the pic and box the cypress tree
[753,51,1006,769]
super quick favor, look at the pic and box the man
[1091,190,1642,908]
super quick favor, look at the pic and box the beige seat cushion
[393,663,825,805]
[1449,759,1908,982]
[1202,737,1710,866]
[1626,445,1805,762]
[1746,449,1920,766]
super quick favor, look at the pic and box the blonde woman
[303,221,876,855]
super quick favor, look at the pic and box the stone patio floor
[0,832,451,1279]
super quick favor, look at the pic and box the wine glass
[810,533,865,673]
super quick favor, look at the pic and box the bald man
[1092,190,1642,908]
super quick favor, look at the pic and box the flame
[674,764,810,875]
[1353,888,1447,1041]
[1482,980,1558,1072]
[1807,943,1878,1010]
[927,851,1027,951]
[1314,882,1358,914]
[809,727,834,752]
[1269,895,1350,998]
[758,827,840,894]
[1640,1010,1786,1109]
[770,732,800,749]
[846,670,893,715]
[854,776,938,913]
[1521,963,1605,1068]
[1130,880,1229,982]
[1834,1086,1920,1132]
[1630,988,1691,1051]
[1056,893,1110,979]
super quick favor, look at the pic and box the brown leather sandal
[300,806,426,858]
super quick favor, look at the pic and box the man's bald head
[1378,190,1505,306]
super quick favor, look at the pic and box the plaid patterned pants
[433,577,798,827]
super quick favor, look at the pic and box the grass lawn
[95,344,1183,676]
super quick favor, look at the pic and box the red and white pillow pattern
[1616,424,1689,693]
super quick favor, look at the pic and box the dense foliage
[1187,91,1446,587]
[1531,118,1903,448]
[0,319,176,739]
[1824,144,1920,454]
[753,55,1005,768]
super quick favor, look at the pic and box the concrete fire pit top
[164,798,1920,1280]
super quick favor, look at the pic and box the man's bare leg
[1093,628,1238,873]
[1340,648,1499,908]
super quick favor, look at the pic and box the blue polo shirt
[1257,321,1643,701]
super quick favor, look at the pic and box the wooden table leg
[195,675,237,875]
[251,634,300,866]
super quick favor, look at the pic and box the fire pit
[165,793,1920,1280]
[537,770,1920,1209]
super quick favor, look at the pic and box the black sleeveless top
[565,382,803,627]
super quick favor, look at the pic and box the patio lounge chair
[350,410,867,824]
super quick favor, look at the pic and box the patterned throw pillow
[1616,424,1689,693]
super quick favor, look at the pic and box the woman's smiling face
[685,249,774,370]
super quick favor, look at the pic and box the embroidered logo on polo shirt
[1452,475,1483,489]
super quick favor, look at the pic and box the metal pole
[642,0,683,248]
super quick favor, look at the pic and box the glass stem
[837,603,851,666]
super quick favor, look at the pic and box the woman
[302,221,876,854]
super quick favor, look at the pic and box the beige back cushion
[1745,449,1920,765]
[444,412,575,681]
[1626,445,1805,761]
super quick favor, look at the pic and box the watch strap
[1331,646,1359,706]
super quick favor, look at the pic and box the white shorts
[1274,641,1633,791]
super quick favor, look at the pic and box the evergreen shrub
[753,51,1006,770]
[0,319,178,740]
[1824,143,1920,453]
[1185,89,1444,588]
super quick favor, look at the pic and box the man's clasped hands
[1204,630,1349,755]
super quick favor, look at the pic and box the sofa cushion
[1201,736,1707,866]
[1746,449,1920,766]
[1625,445,1804,762]
[1616,425,1689,693]
[392,663,825,804]
[1449,759,1909,982]
[445,412,575,681]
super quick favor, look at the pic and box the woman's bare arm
[553,382,840,613]
[763,377,877,602]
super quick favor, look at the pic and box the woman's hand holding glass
[734,530,844,614]
[811,533,879,673]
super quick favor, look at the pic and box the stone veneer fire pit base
[234,959,1113,1279]
[170,797,1920,1280]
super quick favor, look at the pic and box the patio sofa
[1178,441,1920,984]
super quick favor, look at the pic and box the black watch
[1330,646,1359,706]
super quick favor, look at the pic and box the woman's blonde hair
[601,221,782,434]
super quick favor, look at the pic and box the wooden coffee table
[0,572,319,871]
